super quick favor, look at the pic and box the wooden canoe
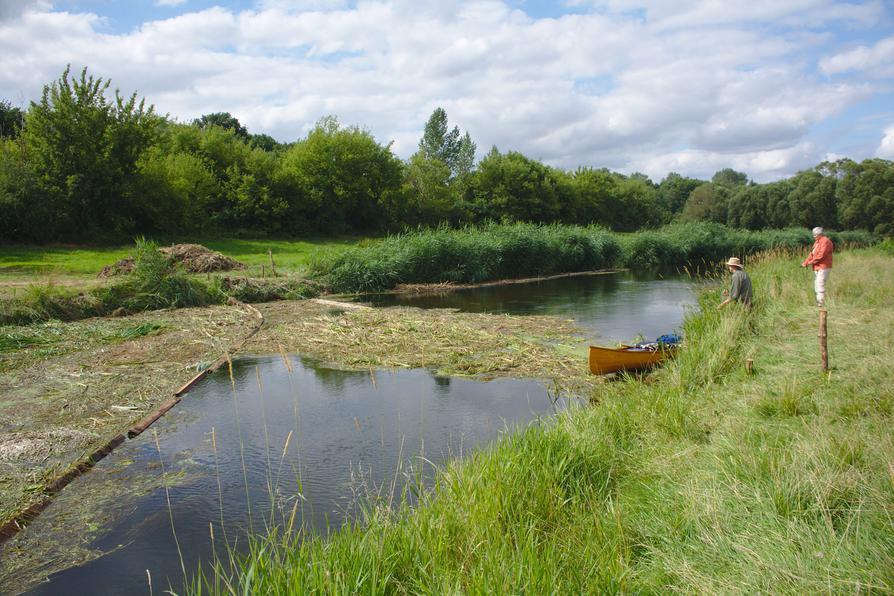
[588,344,677,375]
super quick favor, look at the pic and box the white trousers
[814,268,830,304]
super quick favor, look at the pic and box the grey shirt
[730,268,753,306]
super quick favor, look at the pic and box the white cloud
[820,35,894,77]
[0,0,50,21]
[155,0,188,7]
[877,125,894,159]
[0,0,890,181]
[586,0,884,30]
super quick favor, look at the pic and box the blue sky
[2,0,894,181]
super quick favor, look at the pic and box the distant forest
[1,67,892,243]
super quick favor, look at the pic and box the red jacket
[802,235,833,270]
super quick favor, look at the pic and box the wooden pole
[745,358,754,375]
[819,308,828,371]
[268,249,277,277]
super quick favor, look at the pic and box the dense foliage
[1,68,892,243]
[313,222,876,293]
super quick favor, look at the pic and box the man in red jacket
[801,226,834,307]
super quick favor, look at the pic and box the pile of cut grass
[197,247,894,593]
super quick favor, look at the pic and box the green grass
[0,245,134,275]
[0,236,362,277]
[196,247,894,594]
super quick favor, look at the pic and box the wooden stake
[745,358,754,375]
[819,308,828,371]
[261,264,266,278]
[268,249,277,277]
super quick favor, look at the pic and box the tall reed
[313,222,878,293]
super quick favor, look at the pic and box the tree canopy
[1,68,891,243]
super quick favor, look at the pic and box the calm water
[360,272,696,341]
[5,356,566,596]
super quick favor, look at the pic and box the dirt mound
[98,244,246,277]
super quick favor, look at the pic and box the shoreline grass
[196,247,894,593]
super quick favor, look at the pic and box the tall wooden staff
[819,308,828,371]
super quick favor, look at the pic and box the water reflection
[359,272,696,341]
[6,356,567,596]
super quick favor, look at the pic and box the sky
[1,0,893,182]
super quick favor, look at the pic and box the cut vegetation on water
[1,46,893,595]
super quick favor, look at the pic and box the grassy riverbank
[200,248,894,593]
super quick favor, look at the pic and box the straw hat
[725,257,743,268]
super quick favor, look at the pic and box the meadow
[195,247,894,593]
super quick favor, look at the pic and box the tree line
[1,67,892,243]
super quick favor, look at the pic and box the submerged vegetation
[314,221,877,292]
[196,248,894,593]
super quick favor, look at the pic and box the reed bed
[312,222,624,293]
[197,247,894,594]
[313,222,878,293]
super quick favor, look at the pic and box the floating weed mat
[0,454,194,595]
[249,300,598,395]
[115,321,165,340]
[0,320,167,373]
[0,305,256,529]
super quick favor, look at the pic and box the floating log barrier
[0,302,265,546]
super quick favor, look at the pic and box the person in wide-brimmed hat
[717,256,752,309]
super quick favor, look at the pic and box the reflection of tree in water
[298,357,372,393]
[363,273,627,314]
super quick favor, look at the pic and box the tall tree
[681,183,729,224]
[193,111,249,139]
[419,107,460,168]
[711,168,748,188]
[24,66,159,240]
[658,172,703,214]
[0,100,24,138]
[278,116,403,233]
[836,158,894,235]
